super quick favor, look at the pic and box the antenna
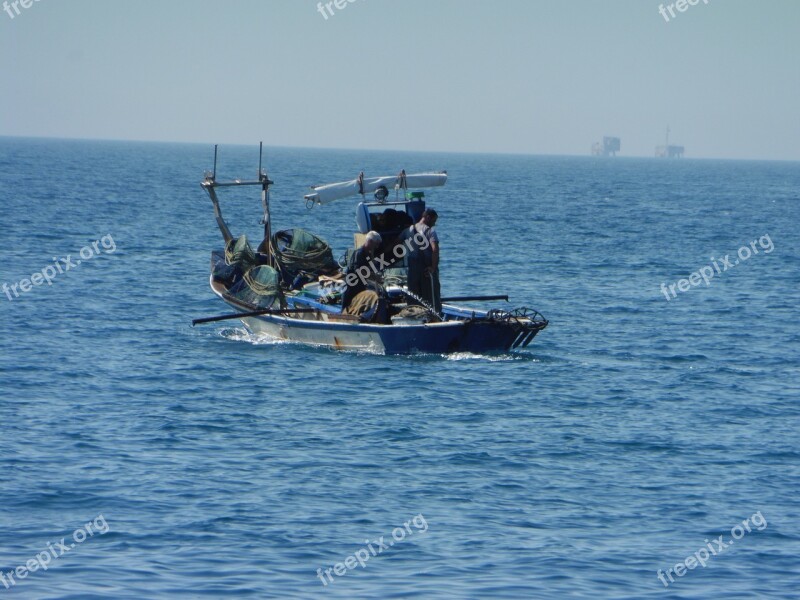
[259,141,263,179]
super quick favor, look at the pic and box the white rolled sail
[305,171,447,206]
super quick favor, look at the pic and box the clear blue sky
[1,0,798,159]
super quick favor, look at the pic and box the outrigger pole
[201,143,275,262]
[192,307,319,327]
[201,144,234,244]
[441,295,509,303]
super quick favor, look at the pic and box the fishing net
[393,305,440,323]
[273,228,338,282]
[229,265,283,309]
[225,235,258,272]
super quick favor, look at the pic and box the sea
[1,137,798,599]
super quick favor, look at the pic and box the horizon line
[1,134,798,164]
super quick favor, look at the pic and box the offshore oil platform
[655,127,684,158]
[591,136,621,156]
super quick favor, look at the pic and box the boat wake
[218,327,289,346]
[217,327,386,356]
[445,352,541,363]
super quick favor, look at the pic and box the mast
[258,142,276,267]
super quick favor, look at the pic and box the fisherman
[404,208,441,312]
[341,231,383,312]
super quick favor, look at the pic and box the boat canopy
[304,171,447,206]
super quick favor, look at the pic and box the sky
[1,0,798,160]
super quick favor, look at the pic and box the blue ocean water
[1,137,798,599]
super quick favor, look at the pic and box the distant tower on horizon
[656,126,684,158]
[591,136,621,156]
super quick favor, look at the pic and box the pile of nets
[225,235,258,273]
[273,229,338,283]
[222,235,283,309]
[229,265,283,309]
[217,230,337,306]
[393,304,440,323]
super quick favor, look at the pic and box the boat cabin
[351,190,428,282]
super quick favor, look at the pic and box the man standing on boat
[405,209,441,312]
[341,231,383,312]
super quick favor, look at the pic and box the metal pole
[259,143,274,268]
[213,145,218,180]
[428,272,439,315]
[262,179,273,267]
[203,183,234,244]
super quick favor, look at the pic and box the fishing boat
[194,144,548,354]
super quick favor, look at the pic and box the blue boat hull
[213,287,546,355]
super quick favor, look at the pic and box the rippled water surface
[1,138,799,598]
